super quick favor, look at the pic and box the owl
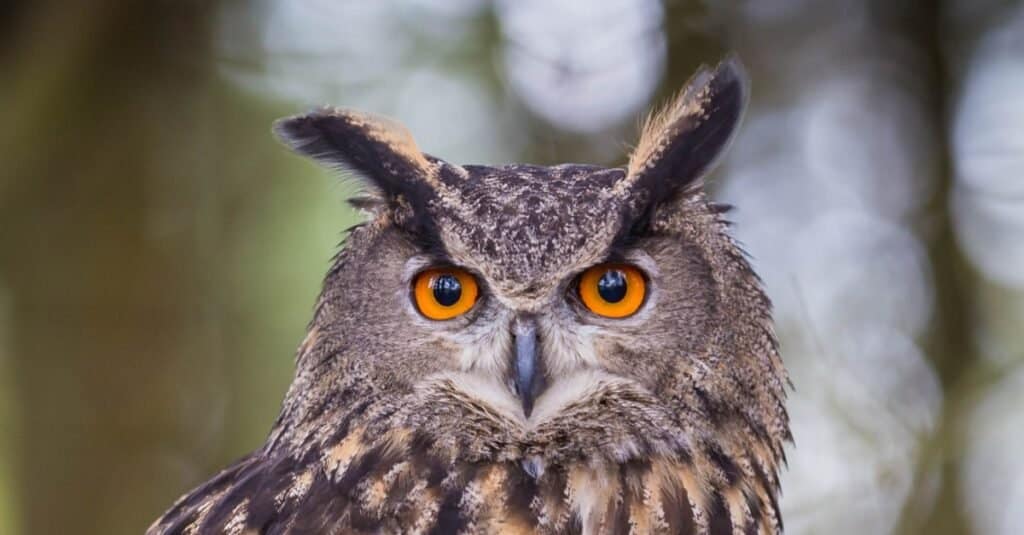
[148,58,790,535]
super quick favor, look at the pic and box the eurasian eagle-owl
[149,58,790,535]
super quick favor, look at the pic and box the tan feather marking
[639,463,669,533]
[477,464,510,531]
[223,498,250,535]
[455,465,530,534]
[748,440,779,486]
[323,426,365,480]
[297,326,319,358]
[753,482,779,535]
[408,485,442,535]
[741,442,781,533]
[181,488,227,535]
[568,464,617,535]
[380,427,412,458]
[629,499,651,535]
[757,514,773,535]
[723,486,752,535]
[275,467,314,507]
[495,516,535,535]
[533,477,571,533]
[652,459,687,531]
[675,463,710,534]
[362,460,410,514]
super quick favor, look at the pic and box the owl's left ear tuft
[273,108,440,211]
[623,56,748,205]
[273,108,454,245]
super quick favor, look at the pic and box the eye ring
[413,267,479,320]
[578,264,646,318]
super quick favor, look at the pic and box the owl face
[344,163,722,423]
[270,59,787,468]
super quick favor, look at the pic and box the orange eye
[578,264,646,318]
[413,268,479,320]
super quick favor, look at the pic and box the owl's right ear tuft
[273,108,440,214]
[621,57,748,209]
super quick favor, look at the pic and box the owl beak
[512,317,545,418]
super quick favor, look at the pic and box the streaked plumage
[149,57,790,535]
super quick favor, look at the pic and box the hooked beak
[511,316,545,418]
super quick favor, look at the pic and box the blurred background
[2,0,1023,533]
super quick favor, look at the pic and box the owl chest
[313,454,749,535]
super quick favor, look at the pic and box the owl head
[150,58,790,535]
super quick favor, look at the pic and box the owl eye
[578,264,646,318]
[413,268,479,320]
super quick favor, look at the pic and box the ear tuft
[273,108,454,247]
[622,56,748,203]
[272,108,438,203]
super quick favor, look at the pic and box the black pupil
[433,274,462,306]
[597,270,628,303]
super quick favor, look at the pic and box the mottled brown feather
[149,57,790,535]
